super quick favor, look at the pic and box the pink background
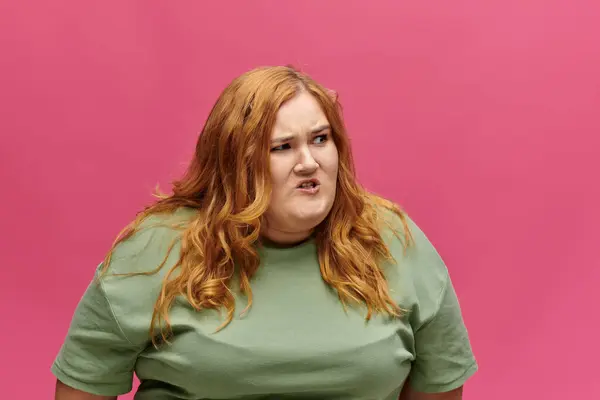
[1,1,599,399]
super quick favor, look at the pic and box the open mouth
[298,181,318,189]
[296,179,320,190]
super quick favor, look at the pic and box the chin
[290,209,331,230]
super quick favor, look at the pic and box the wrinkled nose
[293,148,319,175]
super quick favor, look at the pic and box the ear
[326,88,338,102]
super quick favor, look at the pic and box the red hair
[101,66,412,346]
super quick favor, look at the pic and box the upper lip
[296,178,320,188]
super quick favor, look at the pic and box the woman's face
[262,91,339,244]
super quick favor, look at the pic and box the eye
[313,134,329,144]
[270,143,291,152]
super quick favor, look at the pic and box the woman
[53,66,477,400]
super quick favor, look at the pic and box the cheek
[269,158,290,195]
[320,147,339,178]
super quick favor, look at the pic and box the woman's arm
[55,380,117,400]
[400,381,463,400]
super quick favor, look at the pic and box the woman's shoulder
[88,208,198,342]
[372,200,451,312]
[372,199,444,268]
[104,207,198,275]
[369,197,417,253]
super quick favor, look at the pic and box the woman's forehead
[271,92,329,137]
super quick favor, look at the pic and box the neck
[261,227,313,247]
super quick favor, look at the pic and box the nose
[293,146,319,175]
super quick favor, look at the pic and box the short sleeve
[409,274,478,392]
[400,216,478,393]
[51,210,193,396]
[51,266,142,396]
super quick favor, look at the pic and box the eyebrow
[311,124,331,134]
[271,125,331,144]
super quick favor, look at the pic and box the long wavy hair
[101,65,413,346]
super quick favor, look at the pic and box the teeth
[300,182,315,188]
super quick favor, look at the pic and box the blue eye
[314,134,328,144]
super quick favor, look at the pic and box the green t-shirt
[52,208,477,399]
